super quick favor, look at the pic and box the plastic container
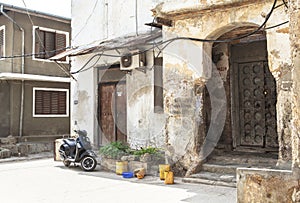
[159,164,170,180]
[116,161,128,175]
[164,171,174,184]
[122,172,134,178]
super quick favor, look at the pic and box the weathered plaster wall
[237,168,299,203]
[290,0,300,170]
[127,53,166,149]
[71,0,165,145]
[156,0,291,172]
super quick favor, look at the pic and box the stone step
[202,163,243,174]
[207,155,278,167]
[183,171,236,188]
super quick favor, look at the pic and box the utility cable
[72,0,99,43]
[2,0,282,63]
[70,53,102,74]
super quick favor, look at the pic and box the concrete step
[183,171,236,188]
[202,163,244,174]
[207,154,278,167]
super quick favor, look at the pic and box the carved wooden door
[238,61,277,148]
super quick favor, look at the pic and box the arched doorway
[208,26,278,152]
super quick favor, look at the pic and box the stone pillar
[290,0,300,175]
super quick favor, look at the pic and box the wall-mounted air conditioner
[120,54,139,71]
[120,53,147,71]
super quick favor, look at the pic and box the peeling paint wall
[155,0,292,172]
[71,0,165,145]
[290,0,300,170]
[127,52,166,149]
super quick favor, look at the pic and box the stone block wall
[237,168,300,203]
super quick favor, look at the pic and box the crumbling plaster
[156,0,292,172]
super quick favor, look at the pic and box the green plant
[132,146,160,156]
[99,141,130,160]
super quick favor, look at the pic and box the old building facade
[0,4,71,139]
[67,0,299,178]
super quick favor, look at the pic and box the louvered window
[33,88,69,117]
[0,26,5,58]
[34,27,67,61]
[154,57,163,113]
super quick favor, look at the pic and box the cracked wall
[156,0,292,173]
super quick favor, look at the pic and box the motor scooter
[59,130,97,171]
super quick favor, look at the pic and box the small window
[0,25,5,59]
[33,88,69,117]
[154,57,163,113]
[33,27,68,62]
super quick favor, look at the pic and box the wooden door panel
[100,84,115,142]
[99,82,127,144]
[237,61,277,148]
[239,62,265,147]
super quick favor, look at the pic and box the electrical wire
[1,0,283,64]
[88,0,277,57]
[264,20,289,30]
[282,0,288,8]
[72,0,99,43]
[70,53,102,74]
[0,46,71,59]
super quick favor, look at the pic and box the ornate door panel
[237,61,277,148]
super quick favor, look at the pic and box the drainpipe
[1,5,25,137]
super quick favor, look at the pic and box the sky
[0,0,71,18]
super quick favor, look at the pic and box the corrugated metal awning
[0,73,70,82]
[50,29,162,60]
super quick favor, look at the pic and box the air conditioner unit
[120,54,140,71]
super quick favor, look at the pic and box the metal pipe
[1,5,25,137]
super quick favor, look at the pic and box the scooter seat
[64,139,76,147]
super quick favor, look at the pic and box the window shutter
[34,90,67,116]
[154,57,164,113]
[42,91,51,114]
[56,33,66,61]
[35,90,43,114]
[0,29,3,57]
[45,32,55,58]
[58,91,67,114]
[51,91,59,114]
[35,29,45,59]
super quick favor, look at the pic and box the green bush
[99,141,130,160]
[99,142,164,161]
[132,146,159,156]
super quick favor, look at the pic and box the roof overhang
[0,73,70,83]
[50,29,162,60]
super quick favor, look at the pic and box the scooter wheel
[80,156,97,171]
[63,160,71,167]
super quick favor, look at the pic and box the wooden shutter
[35,90,43,114]
[55,33,66,61]
[35,90,67,115]
[35,29,45,59]
[45,31,55,58]
[58,91,67,114]
[154,57,163,113]
[0,29,3,57]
